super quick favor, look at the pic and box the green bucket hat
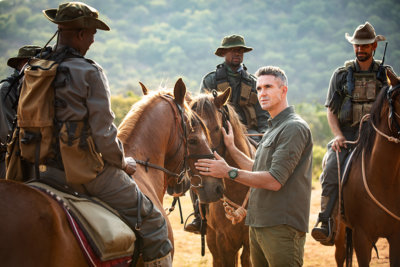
[345,22,385,45]
[215,34,253,57]
[43,1,110,31]
[7,45,42,69]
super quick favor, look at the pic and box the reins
[134,95,188,183]
[210,90,251,224]
[337,90,400,223]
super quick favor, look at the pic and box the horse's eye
[188,138,198,145]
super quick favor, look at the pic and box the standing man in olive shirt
[196,66,313,267]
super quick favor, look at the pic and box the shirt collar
[224,62,243,74]
[267,106,294,128]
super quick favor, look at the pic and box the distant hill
[1,0,399,103]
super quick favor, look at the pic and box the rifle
[377,42,388,83]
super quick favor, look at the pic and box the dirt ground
[164,183,390,267]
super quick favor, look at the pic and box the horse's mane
[190,93,249,148]
[354,85,390,158]
[117,89,194,143]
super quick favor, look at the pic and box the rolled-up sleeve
[268,121,310,185]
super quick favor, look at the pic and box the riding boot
[311,196,330,241]
[184,190,201,234]
[311,191,338,245]
[144,252,172,267]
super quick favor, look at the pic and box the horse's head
[123,79,224,200]
[189,88,252,203]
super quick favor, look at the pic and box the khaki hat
[7,45,41,69]
[345,22,385,45]
[43,1,110,31]
[215,34,253,57]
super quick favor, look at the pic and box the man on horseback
[0,45,41,179]
[15,2,172,266]
[185,34,269,233]
[196,66,313,266]
[311,22,396,245]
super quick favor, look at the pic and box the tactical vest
[215,64,258,129]
[338,60,386,126]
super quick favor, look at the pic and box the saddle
[29,181,135,266]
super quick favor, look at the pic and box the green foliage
[296,102,332,147]
[111,93,140,127]
[1,0,399,145]
[312,145,326,181]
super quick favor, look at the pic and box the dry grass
[164,182,390,267]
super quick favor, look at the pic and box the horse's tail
[345,227,353,267]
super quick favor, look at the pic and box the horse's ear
[174,78,186,106]
[139,82,148,95]
[214,87,231,109]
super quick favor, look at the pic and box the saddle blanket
[29,181,135,266]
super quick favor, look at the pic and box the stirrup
[312,217,335,246]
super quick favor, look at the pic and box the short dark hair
[255,66,288,87]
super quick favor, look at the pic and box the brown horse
[333,75,400,267]
[117,79,223,256]
[190,88,255,267]
[0,79,219,266]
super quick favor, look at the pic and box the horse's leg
[352,229,373,267]
[206,226,223,267]
[240,233,251,267]
[213,229,239,267]
[334,220,347,267]
[388,235,400,267]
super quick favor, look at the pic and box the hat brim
[215,46,253,57]
[7,57,28,69]
[345,33,386,45]
[43,9,110,31]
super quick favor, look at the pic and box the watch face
[228,168,238,179]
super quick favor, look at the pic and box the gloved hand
[123,157,136,175]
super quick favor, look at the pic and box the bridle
[134,95,213,189]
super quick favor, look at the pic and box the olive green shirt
[245,106,313,233]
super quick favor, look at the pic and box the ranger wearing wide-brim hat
[1,44,41,179]
[311,21,397,246]
[14,2,173,266]
[185,34,269,235]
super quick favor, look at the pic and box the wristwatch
[228,168,238,180]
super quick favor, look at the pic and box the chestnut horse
[117,79,223,258]
[333,74,400,267]
[0,79,218,266]
[190,88,255,267]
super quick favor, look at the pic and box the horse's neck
[124,102,175,201]
[222,129,251,201]
[367,134,400,185]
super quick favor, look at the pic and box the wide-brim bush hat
[345,21,385,45]
[43,1,110,31]
[215,34,253,57]
[7,45,42,69]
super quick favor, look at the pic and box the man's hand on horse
[195,151,230,179]
[124,157,137,175]
[222,121,235,149]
